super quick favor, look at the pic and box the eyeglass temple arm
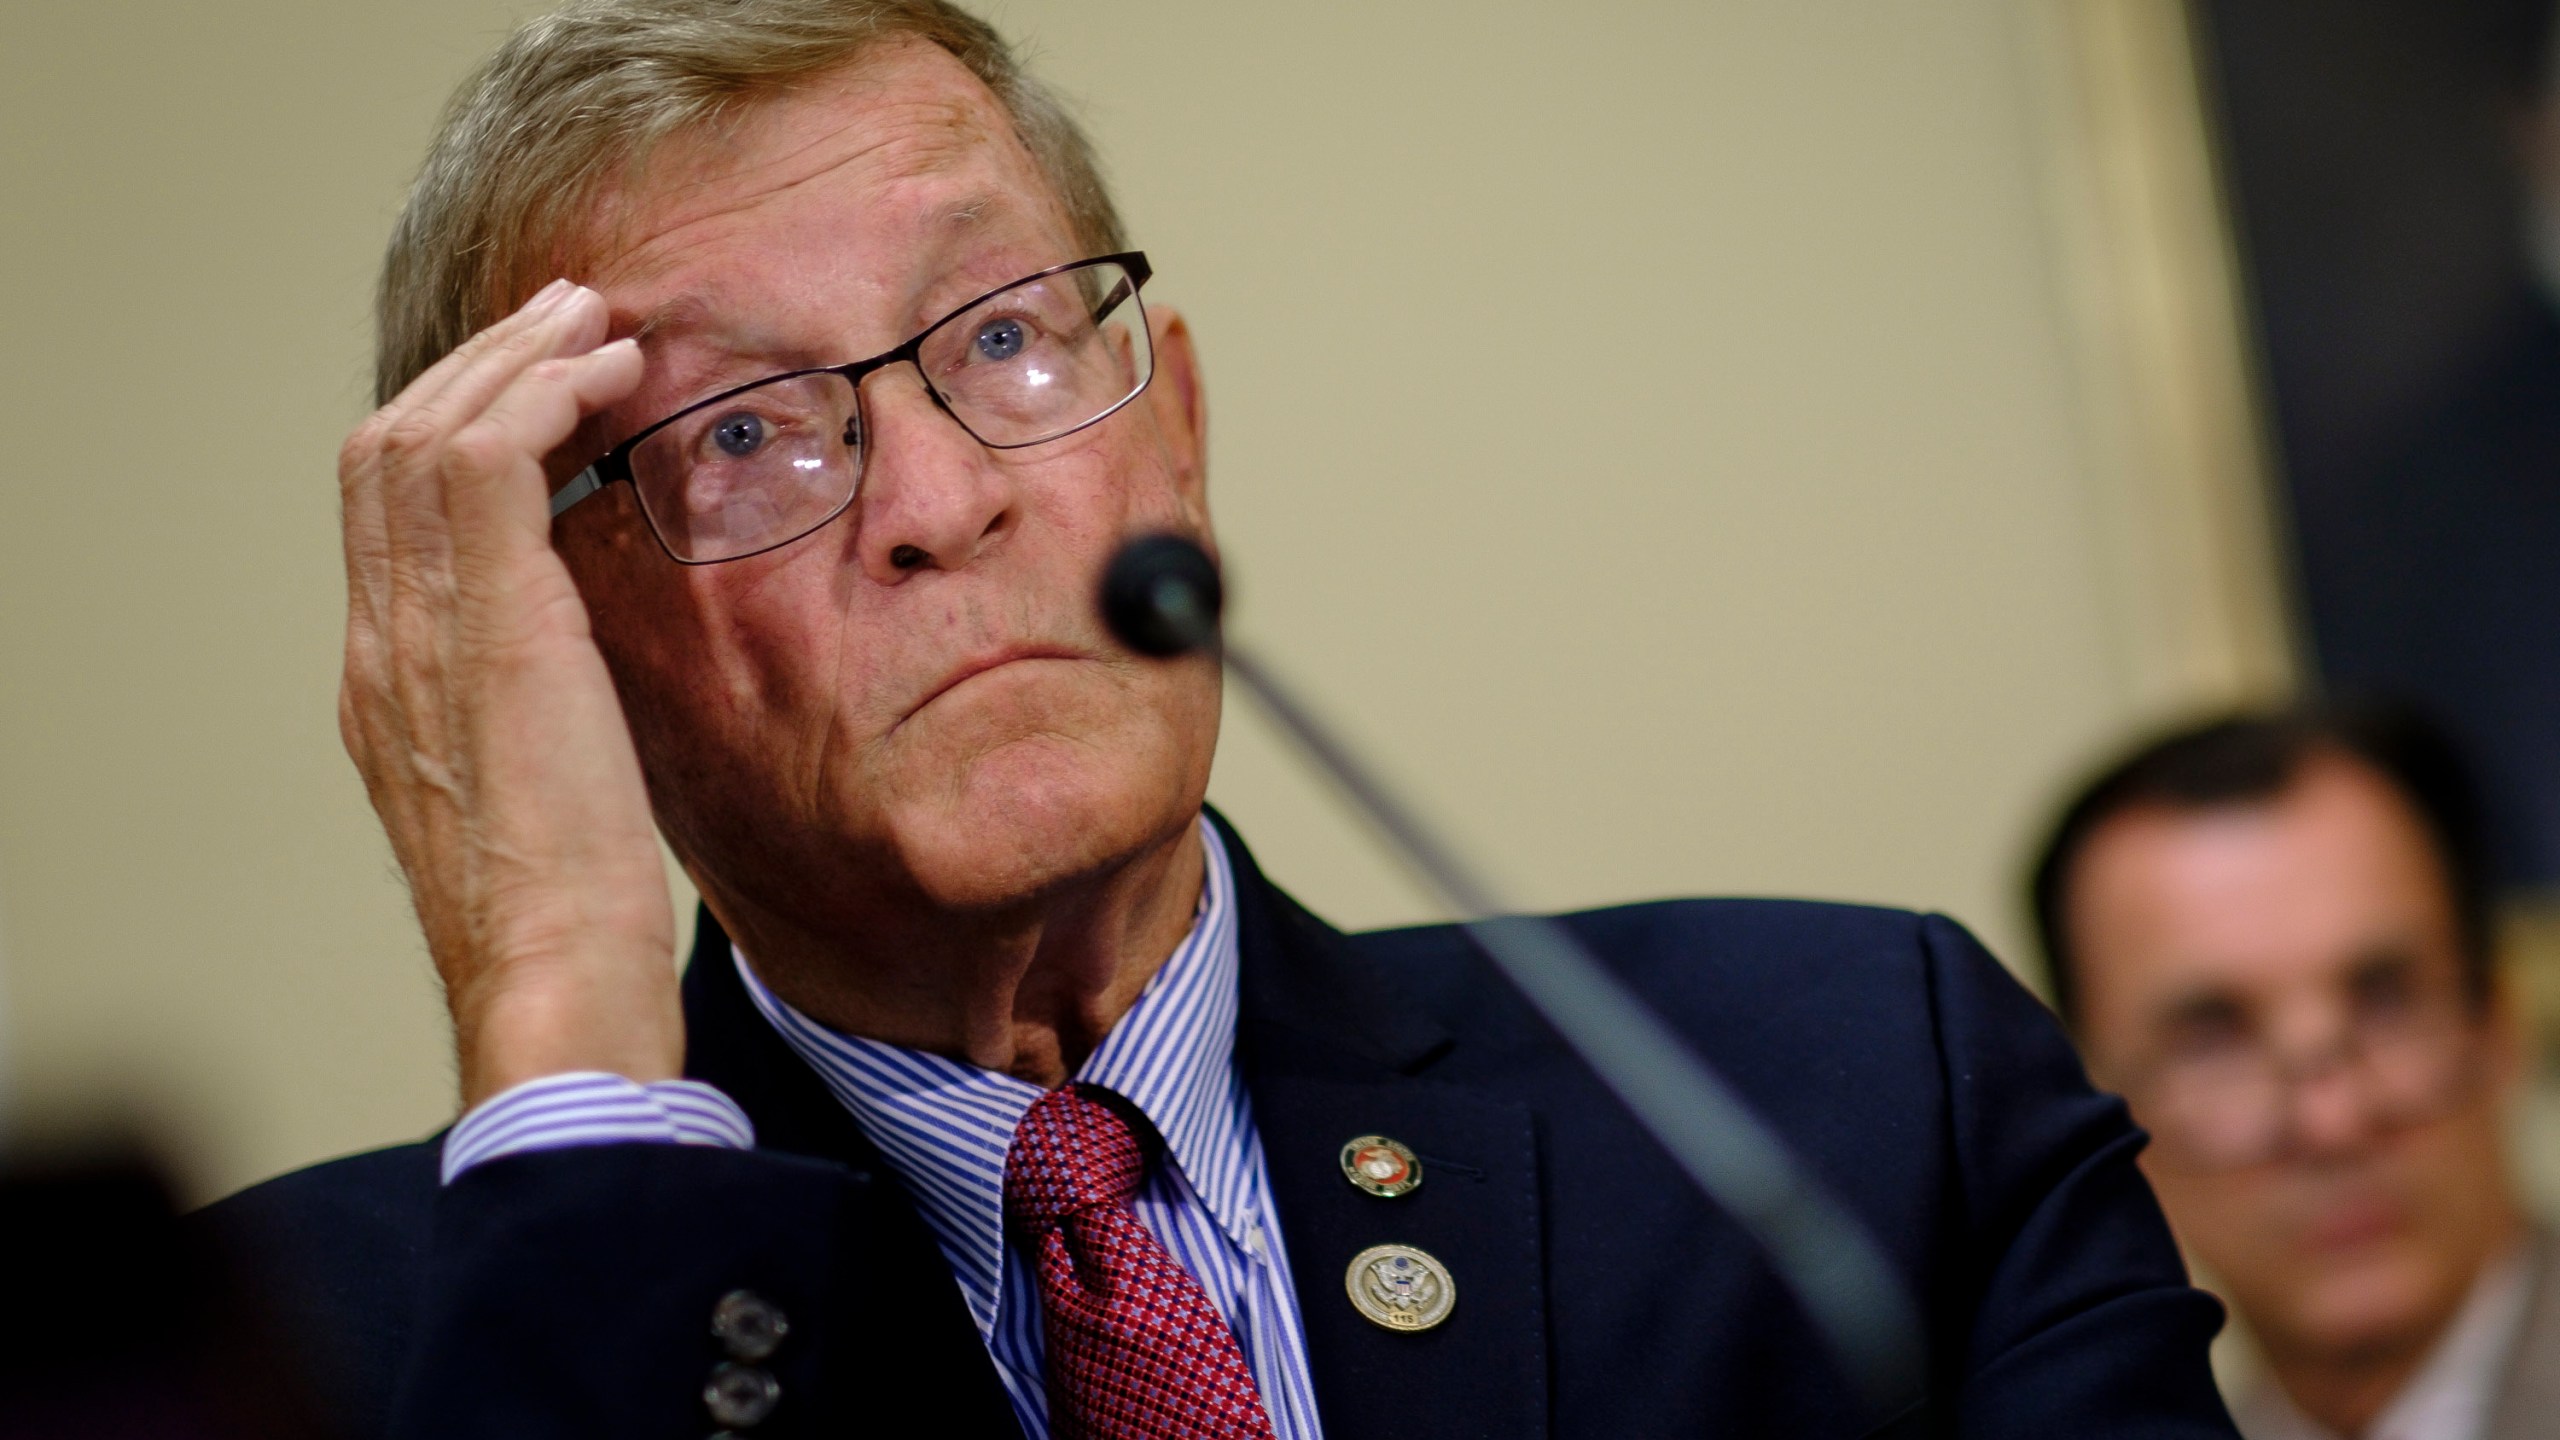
[550,465,605,519]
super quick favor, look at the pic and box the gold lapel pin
[1339,1135,1422,1198]
[1345,1243,1456,1332]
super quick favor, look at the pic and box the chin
[868,664,1217,911]
[2227,1225,2455,1364]
[2286,1254,2451,1359]
[882,735,1199,909]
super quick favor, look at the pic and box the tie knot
[1004,1083,1149,1238]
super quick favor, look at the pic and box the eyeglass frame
[2110,967,2494,1174]
[548,250,1156,565]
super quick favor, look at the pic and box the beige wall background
[0,0,2283,1204]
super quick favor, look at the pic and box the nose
[2279,1046,2386,1160]
[847,363,1019,583]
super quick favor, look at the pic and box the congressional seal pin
[1345,1243,1455,1332]
[1339,1135,1423,1198]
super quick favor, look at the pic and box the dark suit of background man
[2033,709,2560,1440]
[203,1,2239,1435]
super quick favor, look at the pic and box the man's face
[552,40,1219,928]
[2068,753,2519,1365]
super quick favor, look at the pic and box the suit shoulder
[1352,895,1962,995]
[193,1138,444,1310]
[198,1137,443,1238]
[191,1140,443,1435]
[1563,894,1939,956]
[1348,898,2039,1106]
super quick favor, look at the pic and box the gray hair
[375,0,1125,404]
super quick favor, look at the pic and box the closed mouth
[902,645,1088,725]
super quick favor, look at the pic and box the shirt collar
[731,815,1255,1337]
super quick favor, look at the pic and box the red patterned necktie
[1003,1083,1279,1440]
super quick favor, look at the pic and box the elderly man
[206,2,2238,1436]
[2032,708,2559,1440]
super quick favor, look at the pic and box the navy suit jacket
[202,822,2235,1438]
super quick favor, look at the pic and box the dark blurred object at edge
[0,1142,334,1440]
[2200,0,2560,885]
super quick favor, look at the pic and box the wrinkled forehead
[575,39,1083,337]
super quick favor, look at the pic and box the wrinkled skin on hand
[337,282,680,1105]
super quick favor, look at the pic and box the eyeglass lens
[626,259,1153,563]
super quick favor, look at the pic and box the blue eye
[711,412,768,457]
[974,317,1026,361]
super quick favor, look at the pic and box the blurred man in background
[2032,708,2559,1439]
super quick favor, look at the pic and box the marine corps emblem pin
[1339,1135,1423,1198]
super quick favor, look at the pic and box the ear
[1145,305,1209,526]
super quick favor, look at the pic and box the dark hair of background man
[2029,704,2496,1030]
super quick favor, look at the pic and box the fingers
[335,279,642,814]
[396,284,616,453]
[442,334,644,553]
[342,280,580,532]
[340,282,602,621]
[387,278,582,428]
[372,287,609,548]
[349,282,617,532]
[348,285,644,599]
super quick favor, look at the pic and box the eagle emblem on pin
[1339,1135,1422,1198]
[1345,1243,1456,1332]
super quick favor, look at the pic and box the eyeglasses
[550,252,1155,564]
[2117,968,2485,1174]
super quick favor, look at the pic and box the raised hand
[337,282,681,1108]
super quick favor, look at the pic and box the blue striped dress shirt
[442,818,1324,1440]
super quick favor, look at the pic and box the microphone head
[1100,533,1223,657]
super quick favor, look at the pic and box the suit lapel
[1221,817,1552,1440]
[681,917,1025,1439]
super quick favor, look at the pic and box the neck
[2261,1207,2525,1437]
[699,821,1208,1088]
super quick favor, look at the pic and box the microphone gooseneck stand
[1100,534,1927,1423]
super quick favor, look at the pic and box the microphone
[1100,533,1224,657]
[1101,534,1926,1420]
